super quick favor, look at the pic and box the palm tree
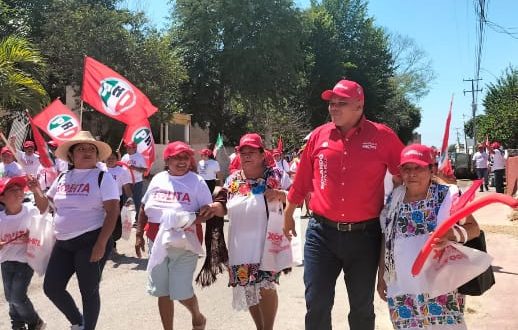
[0,35,49,113]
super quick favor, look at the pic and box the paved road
[1,186,517,329]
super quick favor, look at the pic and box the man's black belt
[313,214,379,232]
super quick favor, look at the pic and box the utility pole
[461,114,469,154]
[463,78,482,148]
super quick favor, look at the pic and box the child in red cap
[0,176,48,330]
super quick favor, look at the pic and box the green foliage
[0,35,49,114]
[479,66,518,147]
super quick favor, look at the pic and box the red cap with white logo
[400,144,434,167]
[321,80,364,102]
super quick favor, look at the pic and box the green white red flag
[32,99,81,145]
[213,133,224,157]
[123,119,155,175]
[81,56,157,125]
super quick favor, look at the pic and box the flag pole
[80,100,84,129]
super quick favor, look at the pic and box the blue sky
[124,0,518,147]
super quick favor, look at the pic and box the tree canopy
[0,0,436,148]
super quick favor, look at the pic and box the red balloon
[411,193,518,276]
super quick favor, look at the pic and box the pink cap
[200,148,213,157]
[1,147,13,156]
[0,176,27,194]
[238,133,264,151]
[163,141,194,160]
[23,141,35,148]
[272,149,282,156]
[491,142,501,149]
[400,144,434,167]
[125,142,137,148]
[321,80,364,102]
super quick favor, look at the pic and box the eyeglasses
[328,101,349,107]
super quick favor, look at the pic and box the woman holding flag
[377,144,480,330]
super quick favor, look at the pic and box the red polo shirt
[287,117,404,222]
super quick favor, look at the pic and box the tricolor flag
[33,99,81,145]
[82,56,158,125]
[438,95,453,170]
[123,119,155,176]
[27,113,53,168]
[213,133,224,157]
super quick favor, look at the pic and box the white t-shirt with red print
[47,168,119,240]
[107,165,132,196]
[121,152,147,183]
[142,170,213,224]
[16,150,41,176]
[0,204,39,263]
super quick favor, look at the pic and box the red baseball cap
[400,144,434,167]
[200,148,213,157]
[163,141,194,160]
[47,141,58,148]
[491,142,501,149]
[1,146,13,156]
[0,176,27,195]
[125,142,137,148]
[238,133,264,151]
[23,141,35,148]
[321,79,364,102]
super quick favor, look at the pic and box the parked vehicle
[451,152,476,179]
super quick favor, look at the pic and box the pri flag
[123,119,155,175]
[438,95,453,170]
[33,99,81,145]
[82,56,158,125]
[27,114,53,168]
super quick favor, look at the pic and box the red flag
[123,119,155,175]
[27,114,53,168]
[33,99,81,145]
[277,136,283,153]
[438,95,453,170]
[81,56,158,125]
[450,179,483,215]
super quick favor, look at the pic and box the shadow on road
[492,265,518,276]
[110,253,147,271]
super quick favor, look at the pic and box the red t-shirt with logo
[287,117,404,222]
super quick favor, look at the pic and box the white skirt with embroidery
[232,280,277,311]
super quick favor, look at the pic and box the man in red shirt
[284,79,404,330]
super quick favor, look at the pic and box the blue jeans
[476,168,489,190]
[1,261,40,328]
[132,181,144,221]
[304,218,382,330]
[43,229,112,330]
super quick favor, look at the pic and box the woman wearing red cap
[378,144,480,329]
[216,133,290,330]
[0,148,23,178]
[135,141,221,330]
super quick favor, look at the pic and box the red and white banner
[438,95,453,170]
[123,119,155,175]
[27,114,53,168]
[32,99,80,144]
[81,56,157,125]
